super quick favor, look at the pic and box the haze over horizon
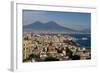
[23,10,91,31]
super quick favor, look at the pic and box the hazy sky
[23,10,91,31]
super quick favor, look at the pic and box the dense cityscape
[23,32,91,62]
[23,10,91,62]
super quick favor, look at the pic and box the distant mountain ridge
[23,21,90,33]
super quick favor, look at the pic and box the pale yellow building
[23,38,31,60]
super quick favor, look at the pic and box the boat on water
[81,37,88,40]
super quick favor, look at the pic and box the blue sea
[68,34,91,47]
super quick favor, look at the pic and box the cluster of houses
[23,32,91,62]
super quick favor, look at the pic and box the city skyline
[23,10,91,62]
